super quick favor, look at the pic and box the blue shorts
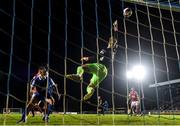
[31,92,53,102]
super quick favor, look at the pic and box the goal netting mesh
[0,0,180,125]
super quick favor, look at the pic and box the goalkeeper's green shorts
[84,63,108,87]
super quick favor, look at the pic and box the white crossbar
[125,0,180,12]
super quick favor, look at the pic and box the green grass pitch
[0,113,180,125]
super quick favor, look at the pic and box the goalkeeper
[66,37,118,101]
[66,54,107,101]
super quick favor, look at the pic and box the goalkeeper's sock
[83,87,94,101]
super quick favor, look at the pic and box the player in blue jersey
[17,66,60,123]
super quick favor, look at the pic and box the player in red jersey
[128,88,140,116]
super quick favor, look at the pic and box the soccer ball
[123,7,133,18]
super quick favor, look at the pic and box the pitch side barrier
[149,78,180,88]
[83,108,126,114]
[2,108,22,114]
[148,110,180,115]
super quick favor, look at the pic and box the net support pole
[95,1,100,123]
[25,0,34,117]
[168,0,180,83]
[145,2,160,118]
[47,0,51,65]
[157,0,174,118]
[63,0,68,117]
[6,0,16,113]
[108,0,115,117]
[167,0,178,118]
[80,0,84,115]
[134,5,145,116]
[95,0,100,116]
[63,0,68,124]
[167,0,180,118]
[45,0,52,119]
[121,2,130,120]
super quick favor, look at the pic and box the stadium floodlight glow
[126,70,133,79]
[132,65,146,80]
[126,65,146,81]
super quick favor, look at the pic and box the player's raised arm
[54,84,61,99]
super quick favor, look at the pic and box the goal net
[0,0,180,125]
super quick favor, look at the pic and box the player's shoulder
[32,74,40,79]
[49,77,54,80]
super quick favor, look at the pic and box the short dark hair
[38,66,47,72]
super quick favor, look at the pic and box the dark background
[0,0,180,112]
